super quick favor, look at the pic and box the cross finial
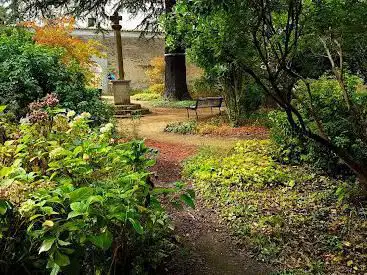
[109,12,122,25]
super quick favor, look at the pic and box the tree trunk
[164,0,191,101]
[164,53,191,100]
[0,126,6,145]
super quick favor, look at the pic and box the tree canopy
[168,0,367,185]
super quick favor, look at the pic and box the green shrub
[148,83,165,95]
[269,75,367,176]
[189,76,219,98]
[0,27,111,123]
[0,100,194,274]
[164,120,197,135]
[184,141,367,273]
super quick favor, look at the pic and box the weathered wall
[73,29,165,92]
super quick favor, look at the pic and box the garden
[1,0,367,274]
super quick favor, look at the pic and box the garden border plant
[0,94,194,274]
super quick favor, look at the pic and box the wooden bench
[186,97,224,119]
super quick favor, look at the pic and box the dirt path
[117,100,267,148]
[145,139,270,275]
[117,103,271,274]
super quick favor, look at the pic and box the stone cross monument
[108,12,149,118]
[109,12,131,105]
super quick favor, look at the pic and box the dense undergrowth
[184,140,367,274]
[0,96,194,274]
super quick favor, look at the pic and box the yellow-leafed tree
[23,17,105,86]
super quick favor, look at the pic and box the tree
[163,0,191,100]
[171,0,367,187]
[22,17,104,85]
[10,0,191,100]
[165,0,260,125]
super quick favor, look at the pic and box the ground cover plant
[164,115,269,138]
[184,140,367,273]
[0,95,194,274]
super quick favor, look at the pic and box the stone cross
[109,12,125,80]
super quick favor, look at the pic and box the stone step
[114,108,150,118]
[114,104,142,111]
[115,109,149,115]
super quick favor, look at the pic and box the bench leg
[186,108,190,119]
[195,110,198,120]
[219,107,221,115]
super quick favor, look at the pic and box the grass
[150,99,195,109]
[131,92,196,109]
[131,92,161,101]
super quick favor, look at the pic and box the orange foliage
[23,17,105,86]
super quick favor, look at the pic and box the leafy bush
[189,76,219,98]
[268,110,308,165]
[269,75,367,176]
[0,99,193,274]
[23,17,105,86]
[148,83,165,95]
[164,120,197,135]
[0,27,111,123]
[146,56,165,86]
[184,141,367,273]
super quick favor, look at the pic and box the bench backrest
[196,97,223,108]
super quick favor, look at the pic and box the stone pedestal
[112,80,131,105]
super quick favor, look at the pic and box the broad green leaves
[0,200,9,215]
[88,230,113,250]
[39,237,56,254]
[0,105,190,273]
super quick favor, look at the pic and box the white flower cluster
[67,112,91,128]
[75,112,91,120]
[19,117,30,125]
[67,110,76,118]
[100,123,114,134]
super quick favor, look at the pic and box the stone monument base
[111,80,149,118]
[112,80,131,105]
[114,103,150,118]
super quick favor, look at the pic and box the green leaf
[86,195,104,206]
[0,200,9,215]
[180,194,195,209]
[67,211,83,220]
[54,251,70,267]
[69,202,88,218]
[128,218,144,235]
[187,189,196,199]
[152,188,176,195]
[0,105,6,113]
[73,146,83,155]
[39,237,56,254]
[58,239,71,246]
[68,187,94,202]
[50,263,60,275]
[42,220,54,228]
[88,230,113,251]
[30,214,43,221]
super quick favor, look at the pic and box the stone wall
[73,29,165,93]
